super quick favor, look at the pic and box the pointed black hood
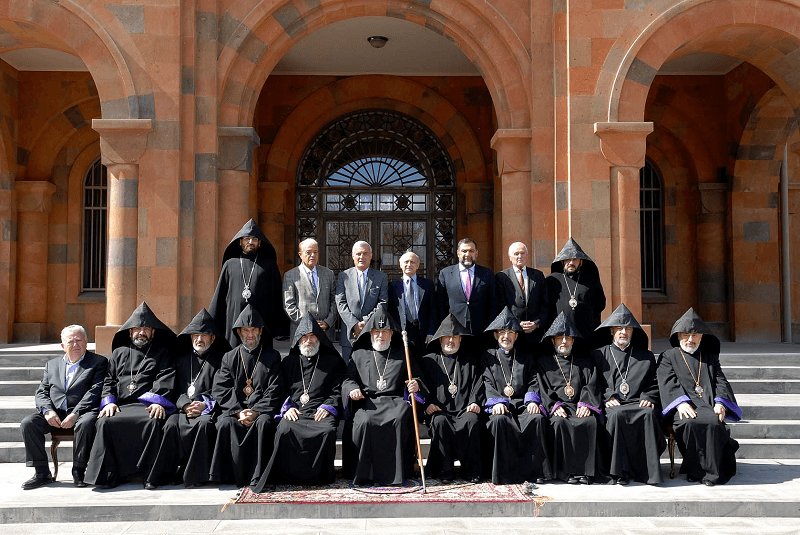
[427,313,472,352]
[669,307,720,354]
[484,307,523,333]
[541,311,583,342]
[352,303,403,351]
[221,218,277,265]
[231,304,269,344]
[112,301,176,351]
[595,302,649,350]
[290,313,335,353]
[175,308,231,354]
[550,238,600,281]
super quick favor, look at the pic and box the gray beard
[243,340,260,351]
[371,340,391,352]
[613,340,630,350]
[556,347,571,357]
[300,342,320,358]
[442,346,459,356]
[679,341,698,354]
[132,338,149,348]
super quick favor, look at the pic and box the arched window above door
[296,109,456,279]
[82,158,107,291]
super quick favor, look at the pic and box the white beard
[679,340,698,354]
[300,341,320,358]
[371,339,391,352]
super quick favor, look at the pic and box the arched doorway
[295,109,457,280]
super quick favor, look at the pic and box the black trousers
[20,409,97,469]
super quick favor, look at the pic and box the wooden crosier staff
[402,330,427,493]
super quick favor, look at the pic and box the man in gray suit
[20,325,107,488]
[335,241,388,359]
[283,238,338,342]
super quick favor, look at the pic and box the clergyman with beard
[536,312,602,484]
[657,308,741,486]
[253,314,346,491]
[209,305,284,488]
[420,314,484,483]
[591,303,665,485]
[481,307,551,485]
[145,308,229,488]
[342,304,428,486]
[85,302,176,489]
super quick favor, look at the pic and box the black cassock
[537,350,602,481]
[85,343,176,485]
[253,346,346,490]
[342,345,428,485]
[420,350,484,480]
[546,272,605,339]
[146,348,222,487]
[209,252,285,348]
[658,347,741,484]
[209,344,283,487]
[482,348,551,484]
[593,344,665,484]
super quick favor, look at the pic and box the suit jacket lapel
[56,357,67,392]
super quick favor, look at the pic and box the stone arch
[217,0,530,129]
[603,0,800,123]
[262,75,487,269]
[0,1,138,118]
[730,87,797,341]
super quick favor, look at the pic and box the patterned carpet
[232,478,552,511]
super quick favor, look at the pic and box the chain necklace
[186,352,208,398]
[439,353,459,397]
[298,353,320,406]
[679,347,704,397]
[127,342,153,392]
[372,346,392,391]
[495,348,516,397]
[553,351,575,399]
[609,345,632,398]
[239,254,258,300]
[564,270,581,309]
[239,345,263,399]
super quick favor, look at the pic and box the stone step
[737,394,800,420]
[724,366,800,380]
[0,381,41,396]
[729,420,800,439]
[729,379,800,394]
[0,367,44,380]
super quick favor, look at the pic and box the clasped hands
[44,410,78,429]
[349,379,419,401]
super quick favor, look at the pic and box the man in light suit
[335,240,388,360]
[19,325,107,488]
[496,242,549,350]
[388,250,437,358]
[437,238,498,341]
[283,238,338,342]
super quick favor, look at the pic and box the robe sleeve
[408,351,428,405]
[591,349,616,403]
[577,358,602,418]
[251,350,285,415]
[468,354,485,408]
[72,356,108,416]
[320,357,346,418]
[639,350,662,408]
[341,357,365,419]
[481,353,508,412]
[99,352,120,410]
[139,352,177,414]
[208,268,230,337]
[212,351,245,417]
[523,358,545,414]
[657,350,692,417]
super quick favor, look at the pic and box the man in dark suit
[19,325,107,488]
[496,242,549,350]
[335,240,388,360]
[437,238,497,339]
[283,238,338,343]
[388,250,437,358]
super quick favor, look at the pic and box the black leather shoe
[577,476,590,485]
[686,475,701,483]
[469,476,482,484]
[143,481,158,490]
[535,478,546,485]
[96,475,119,489]
[702,479,715,487]
[617,476,629,486]
[22,472,53,490]
[72,468,87,488]
[567,476,580,484]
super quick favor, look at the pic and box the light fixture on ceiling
[367,36,388,49]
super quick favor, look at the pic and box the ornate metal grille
[640,160,665,292]
[82,158,107,291]
[296,109,456,278]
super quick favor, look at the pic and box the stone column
[92,119,152,355]
[218,127,259,261]
[491,129,533,256]
[12,181,56,342]
[0,177,16,344]
[258,182,289,267]
[594,122,653,321]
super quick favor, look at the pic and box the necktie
[518,269,526,297]
[465,269,472,300]
[358,271,365,302]
[406,279,417,321]
[308,271,318,295]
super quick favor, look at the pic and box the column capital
[14,181,56,213]
[92,119,153,165]
[490,129,532,175]
[218,127,260,172]
[594,122,653,168]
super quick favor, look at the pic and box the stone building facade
[0,0,798,353]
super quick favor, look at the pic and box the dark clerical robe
[537,350,602,481]
[482,347,551,484]
[420,349,484,480]
[342,343,428,485]
[253,345,345,490]
[658,346,741,484]
[546,271,606,340]
[146,347,222,487]
[209,343,283,487]
[85,342,176,485]
[593,343,665,484]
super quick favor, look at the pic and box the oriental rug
[227,479,552,516]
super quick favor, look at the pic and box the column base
[95,325,121,357]
[12,323,46,343]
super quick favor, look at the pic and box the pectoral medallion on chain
[243,379,254,398]
[187,383,196,398]
[448,383,458,397]
[127,382,137,392]
[619,380,629,398]
[242,287,252,300]
[694,385,704,397]
[376,377,387,391]
[568,297,578,309]
[503,384,515,397]
[564,384,575,399]
[300,392,310,406]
